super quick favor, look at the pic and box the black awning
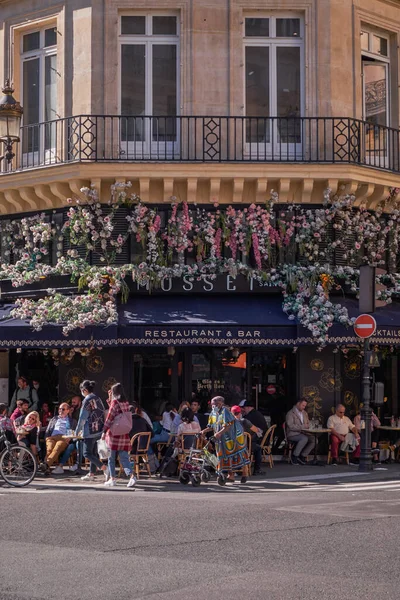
[0,304,118,349]
[118,295,296,347]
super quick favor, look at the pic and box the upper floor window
[244,15,304,147]
[361,27,390,163]
[21,27,58,155]
[119,14,179,149]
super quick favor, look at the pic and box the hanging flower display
[0,182,400,343]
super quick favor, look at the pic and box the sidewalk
[8,460,399,493]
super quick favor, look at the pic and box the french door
[362,60,389,167]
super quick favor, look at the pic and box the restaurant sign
[131,274,278,294]
[119,325,297,347]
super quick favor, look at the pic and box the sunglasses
[59,407,69,412]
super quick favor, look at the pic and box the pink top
[177,421,201,435]
[354,413,381,432]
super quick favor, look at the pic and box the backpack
[110,406,132,436]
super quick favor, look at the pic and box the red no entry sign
[354,314,377,338]
[266,384,276,395]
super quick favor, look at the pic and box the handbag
[110,406,132,435]
[97,438,111,459]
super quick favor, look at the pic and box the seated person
[43,403,77,473]
[327,404,360,465]
[190,399,208,430]
[130,402,153,453]
[241,400,267,435]
[286,399,315,465]
[0,403,16,449]
[39,402,53,430]
[151,403,177,445]
[15,411,41,460]
[354,411,381,462]
[10,399,30,422]
[171,401,199,434]
[69,395,82,421]
[176,408,201,449]
[231,405,264,475]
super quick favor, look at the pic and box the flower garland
[1,183,400,343]
[11,293,117,336]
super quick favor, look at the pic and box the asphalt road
[1,475,399,600]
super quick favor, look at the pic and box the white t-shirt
[327,414,354,436]
[161,411,176,432]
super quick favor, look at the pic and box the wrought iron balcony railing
[1,115,399,173]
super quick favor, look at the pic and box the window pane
[372,35,388,57]
[45,55,57,149]
[277,46,301,142]
[121,16,146,35]
[152,45,177,141]
[245,18,269,37]
[153,16,177,35]
[121,45,146,141]
[44,27,57,47]
[364,62,388,155]
[361,31,369,51]
[23,58,40,152]
[23,32,40,52]
[276,18,300,37]
[245,46,270,143]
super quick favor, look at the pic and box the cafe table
[301,428,331,464]
[377,426,400,462]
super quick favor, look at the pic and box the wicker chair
[260,424,276,468]
[130,432,152,478]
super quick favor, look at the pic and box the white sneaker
[69,464,78,472]
[81,473,95,481]
[52,465,64,474]
[127,476,137,488]
[104,478,116,487]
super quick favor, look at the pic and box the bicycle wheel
[0,445,37,487]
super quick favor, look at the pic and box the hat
[241,400,255,408]
[238,399,247,407]
[231,405,242,415]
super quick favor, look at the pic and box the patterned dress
[208,406,250,472]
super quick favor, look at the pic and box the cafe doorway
[250,350,296,422]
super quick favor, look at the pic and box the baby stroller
[179,435,227,487]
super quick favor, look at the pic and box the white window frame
[20,27,58,166]
[361,27,390,167]
[243,13,305,159]
[118,12,180,159]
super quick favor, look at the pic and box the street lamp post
[0,80,23,165]
[359,338,373,472]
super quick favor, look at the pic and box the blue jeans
[59,441,77,466]
[150,430,170,444]
[108,450,133,479]
[82,437,103,474]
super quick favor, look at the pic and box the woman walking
[75,380,108,482]
[201,396,250,484]
[102,383,136,489]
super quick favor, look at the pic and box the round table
[301,428,331,464]
[377,426,400,462]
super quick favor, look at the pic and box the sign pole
[354,313,376,472]
[359,338,373,472]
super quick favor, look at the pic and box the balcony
[1,115,400,212]
[0,114,398,169]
